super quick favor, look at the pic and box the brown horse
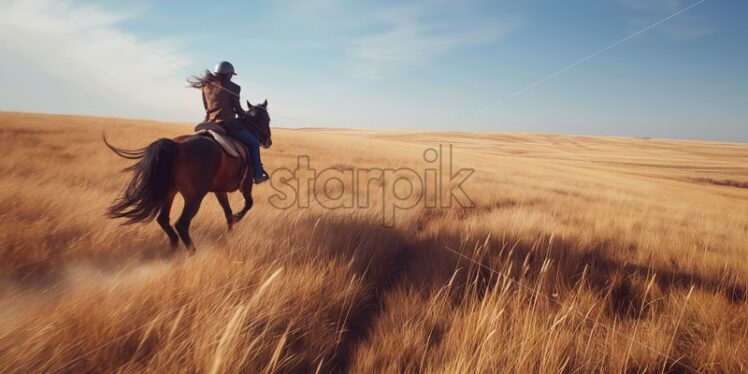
[104,100,272,251]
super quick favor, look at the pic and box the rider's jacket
[202,79,245,132]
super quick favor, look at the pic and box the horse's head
[244,99,272,148]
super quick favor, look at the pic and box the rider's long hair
[187,70,229,89]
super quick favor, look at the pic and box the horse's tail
[107,136,179,224]
[103,134,148,160]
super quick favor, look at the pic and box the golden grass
[0,111,746,373]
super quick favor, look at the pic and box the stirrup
[254,170,269,184]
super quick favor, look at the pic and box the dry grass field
[0,111,747,373]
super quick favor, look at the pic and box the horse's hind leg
[233,179,254,223]
[175,194,205,252]
[215,192,234,231]
[157,190,179,249]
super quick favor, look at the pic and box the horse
[104,100,272,251]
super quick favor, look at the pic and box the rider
[190,61,268,184]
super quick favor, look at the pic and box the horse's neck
[243,117,263,139]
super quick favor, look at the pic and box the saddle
[194,122,248,164]
[194,123,253,190]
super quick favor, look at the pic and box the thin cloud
[348,4,523,79]
[0,0,199,121]
[621,0,685,12]
[622,0,714,39]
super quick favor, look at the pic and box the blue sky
[1,0,746,142]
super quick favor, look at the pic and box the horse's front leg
[214,192,234,231]
[233,178,254,223]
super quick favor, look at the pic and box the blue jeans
[228,129,263,179]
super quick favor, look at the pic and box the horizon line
[1,110,745,145]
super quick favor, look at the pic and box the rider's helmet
[214,61,236,75]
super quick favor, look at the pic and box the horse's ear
[246,100,253,108]
[261,99,267,108]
